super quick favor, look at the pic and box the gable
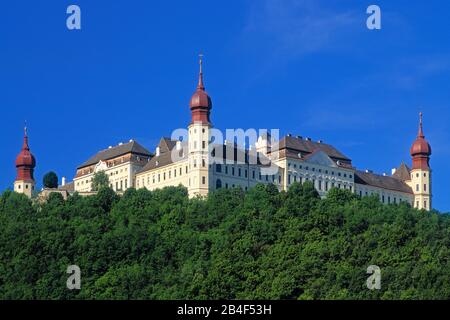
[303,150,338,167]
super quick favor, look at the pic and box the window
[163,172,166,180]
[252,171,255,179]
[325,181,329,191]
[225,166,228,174]
[202,159,206,167]
[202,141,206,149]
[424,184,427,192]
[186,166,188,174]
[202,176,206,185]
[174,169,177,177]
[245,170,248,178]
[232,167,235,176]
[424,173,427,177]
[216,179,222,189]
[238,168,241,177]
[424,200,427,208]
[382,195,385,203]
[216,164,222,173]
[416,184,419,192]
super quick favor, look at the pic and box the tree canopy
[91,171,110,191]
[0,182,449,300]
[43,171,59,189]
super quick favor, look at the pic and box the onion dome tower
[409,113,432,210]
[188,54,212,197]
[14,126,36,198]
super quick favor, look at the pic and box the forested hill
[1,182,449,300]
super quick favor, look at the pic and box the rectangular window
[416,184,419,192]
[424,184,427,192]
[232,167,235,176]
[202,176,206,185]
[245,170,248,178]
[238,168,241,177]
[318,180,322,191]
[252,171,255,179]
[202,141,206,149]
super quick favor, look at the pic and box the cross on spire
[197,53,205,90]
[418,112,424,138]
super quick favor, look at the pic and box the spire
[418,112,424,138]
[197,53,205,90]
[23,123,30,150]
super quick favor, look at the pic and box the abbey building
[13,58,433,211]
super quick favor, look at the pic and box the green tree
[43,171,58,189]
[91,171,110,191]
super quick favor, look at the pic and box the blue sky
[1,0,449,211]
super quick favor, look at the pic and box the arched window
[216,179,222,189]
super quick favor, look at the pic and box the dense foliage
[0,182,449,300]
[43,171,59,189]
[91,171,110,191]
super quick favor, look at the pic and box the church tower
[187,55,212,197]
[14,127,36,198]
[410,113,432,210]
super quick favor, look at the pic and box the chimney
[176,141,182,151]
[156,147,160,157]
[62,177,66,186]
[391,168,397,175]
[118,142,123,146]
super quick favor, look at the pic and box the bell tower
[187,54,212,197]
[14,126,36,198]
[410,113,432,210]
